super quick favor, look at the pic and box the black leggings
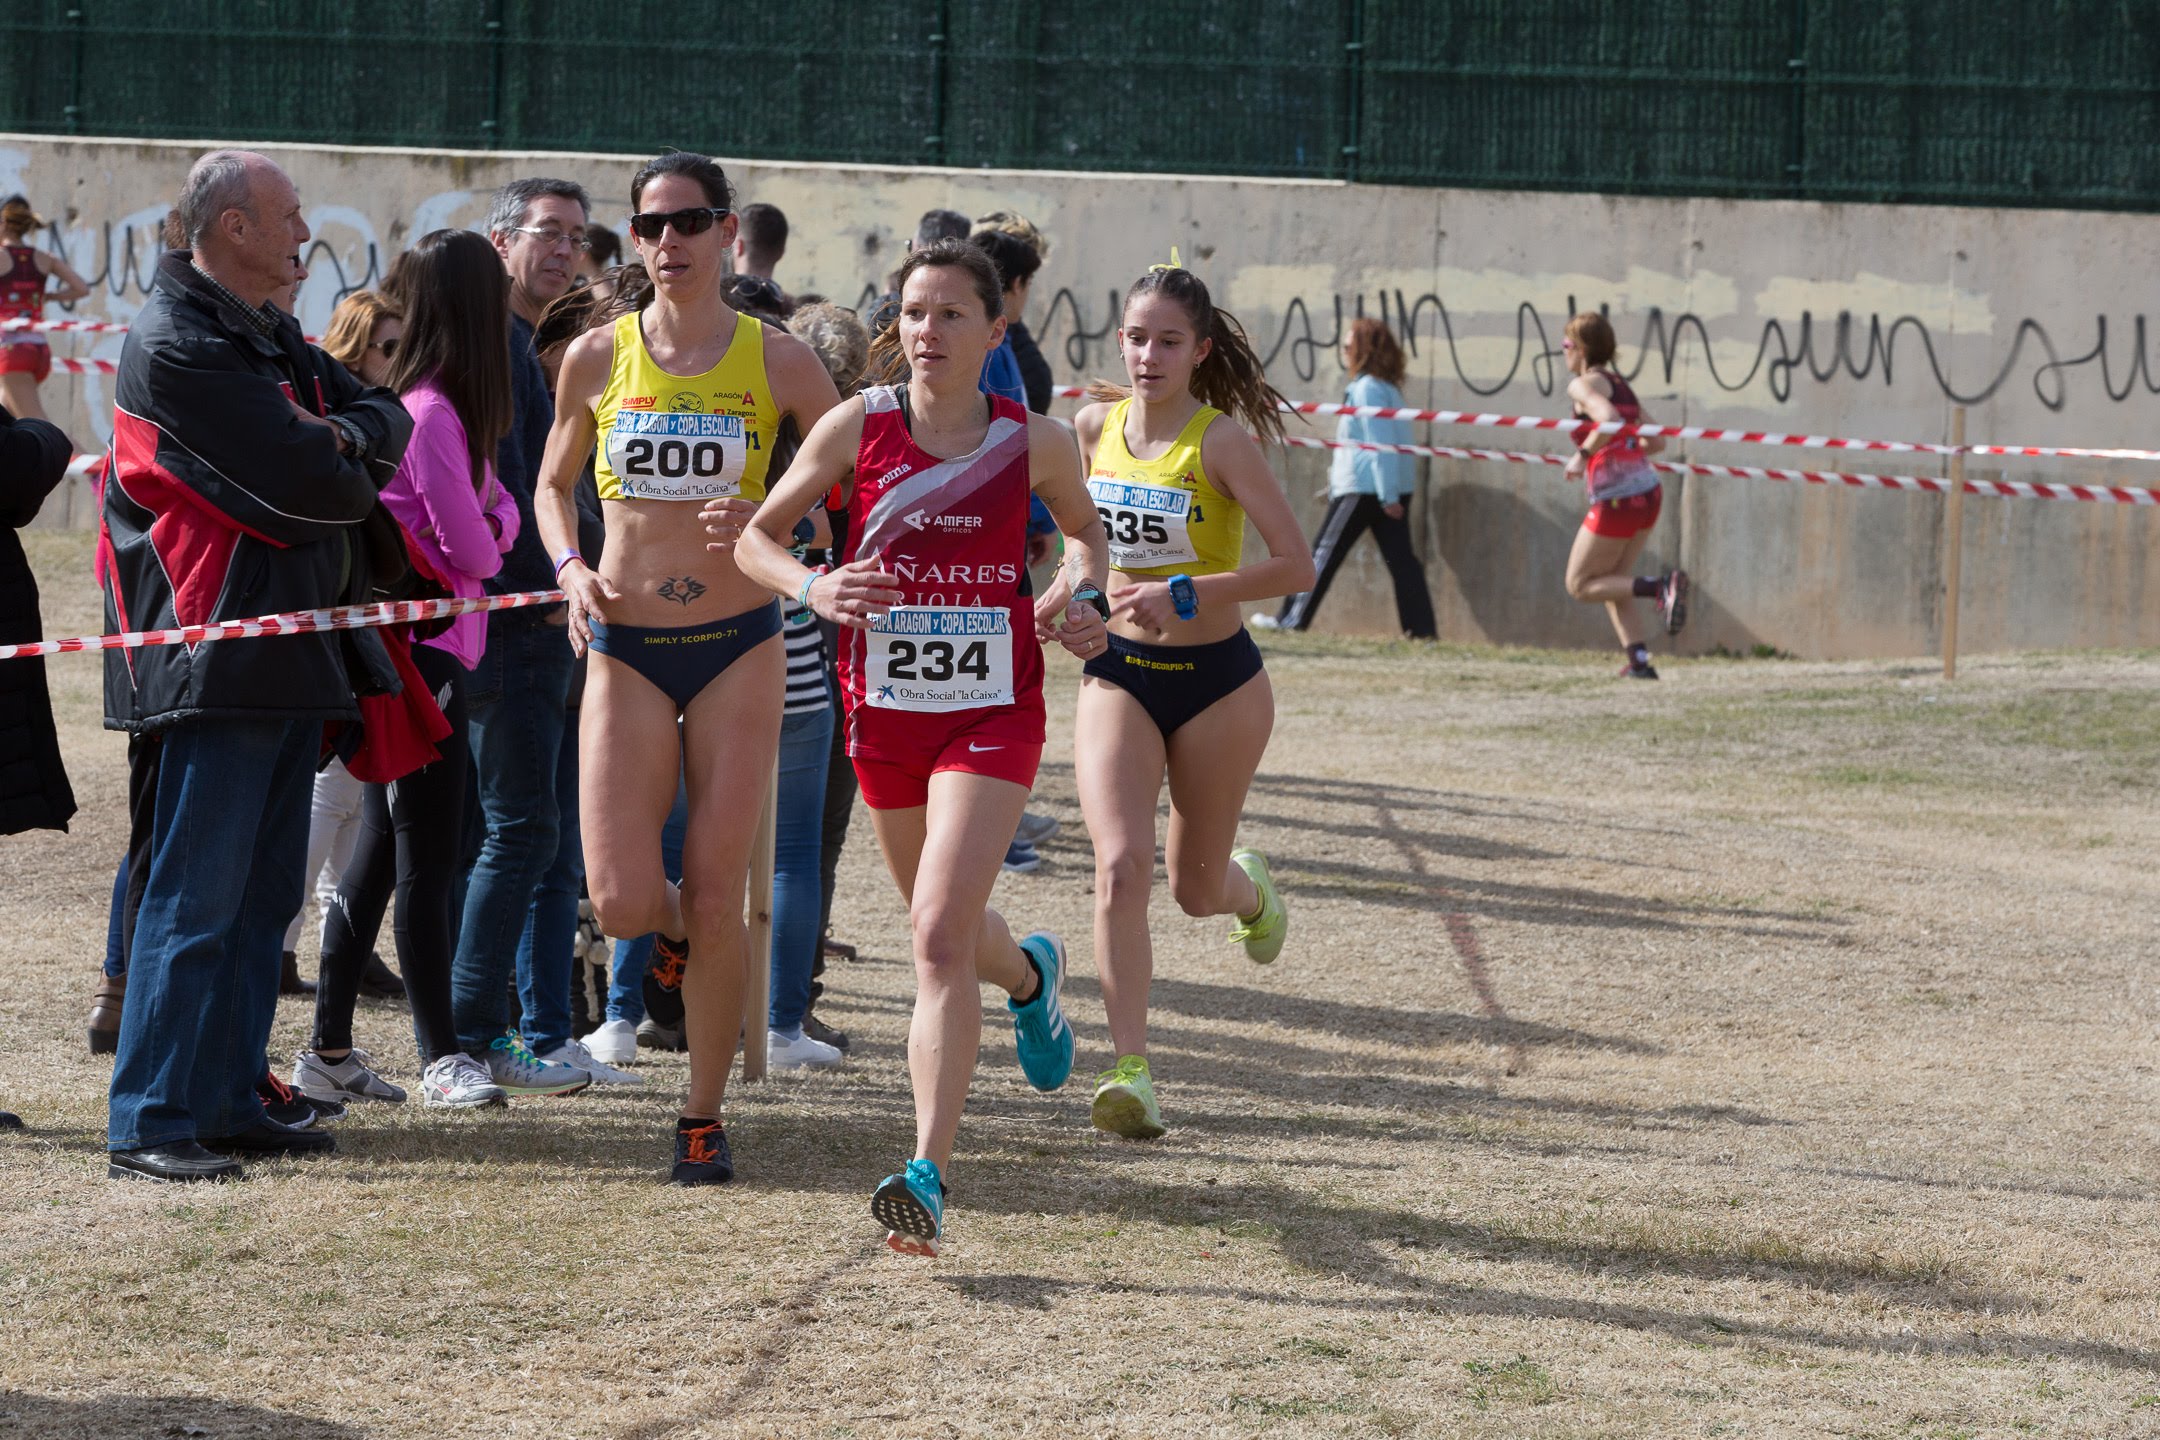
[816,637,858,952]
[313,643,467,1065]
[1277,492,1436,638]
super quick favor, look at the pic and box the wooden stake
[741,759,777,1081]
[1941,406,1967,680]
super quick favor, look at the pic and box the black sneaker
[256,1071,318,1129]
[1657,569,1691,636]
[1620,659,1660,680]
[358,951,406,1001]
[636,1015,687,1052]
[649,933,689,992]
[671,1118,733,1185]
[803,1012,851,1054]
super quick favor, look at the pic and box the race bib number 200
[606,411,746,501]
[1089,477,1196,569]
[866,607,1015,713]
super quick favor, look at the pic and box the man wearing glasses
[444,178,612,1098]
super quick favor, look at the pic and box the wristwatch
[1071,580,1110,621]
[1166,574,1199,621]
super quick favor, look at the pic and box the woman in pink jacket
[296,230,521,1111]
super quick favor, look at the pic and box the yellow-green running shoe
[1091,1054,1166,1140]
[1228,848,1286,963]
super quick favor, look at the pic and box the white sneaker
[1249,613,1283,631]
[541,1037,644,1087]
[422,1053,508,1109]
[293,1047,408,1104]
[580,1018,638,1066]
[768,1027,844,1071]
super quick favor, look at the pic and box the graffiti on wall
[28,207,2160,448]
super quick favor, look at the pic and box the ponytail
[1092,265,1289,446]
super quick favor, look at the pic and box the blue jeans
[104,858,127,978]
[107,716,317,1150]
[451,615,575,1056]
[770,705,831,1031]
[607,779,688,1026]
[515,700,583,1053]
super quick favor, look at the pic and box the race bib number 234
[865,607,1014,712]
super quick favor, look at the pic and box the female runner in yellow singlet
[1070,260,1315,1141]
[534,153,840,1184]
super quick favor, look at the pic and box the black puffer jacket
[100,251,413,734]
[0,405,76,834]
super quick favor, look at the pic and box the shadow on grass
[929,1266,2156,1375]
[0,1391,360,1439]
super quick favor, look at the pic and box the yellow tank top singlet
[593,309,780,503]
[1086,397,1243,577]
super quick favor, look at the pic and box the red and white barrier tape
[0,590,564,662]
[1046,385,2160,466]
[1284,434,2160,506]
[1,317,132,335]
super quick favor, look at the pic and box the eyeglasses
[368,336,398,357]
[509,225,593,252]
[627,207,731,241]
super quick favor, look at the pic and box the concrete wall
[5,135,2155,659]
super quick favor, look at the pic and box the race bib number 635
[1088,477,1197,569]
[866,607,1014,712]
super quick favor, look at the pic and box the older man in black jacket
[101,150,412,1182]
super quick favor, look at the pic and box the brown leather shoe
[88,971,125,1056]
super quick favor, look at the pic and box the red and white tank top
[837,384,1041,718]
[1571,368,1659,504]
[0,247,46,334]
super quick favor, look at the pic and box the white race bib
[1089,478,1196,569]
[605,411,746,501]
[865,607,1014,712]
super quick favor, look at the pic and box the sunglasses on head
[627,206,730,241]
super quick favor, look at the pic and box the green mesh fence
[3,0,2156,210]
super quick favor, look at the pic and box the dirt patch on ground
[2,531,2156,1438]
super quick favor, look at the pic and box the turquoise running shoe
[1228,849,1287,964]
[871,1158,946,1257]
[1009,932,1074,1092]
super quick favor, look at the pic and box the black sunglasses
[368,336,397,357]
[627,206,731,241]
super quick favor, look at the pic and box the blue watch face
[1168,575,1198,618]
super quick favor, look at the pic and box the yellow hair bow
[1149,246,1184,273]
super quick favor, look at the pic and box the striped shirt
[783,603,829,715]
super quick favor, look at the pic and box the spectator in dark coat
[0,402,73,1134]
[0,403,75,838]
[99,150,413,1183]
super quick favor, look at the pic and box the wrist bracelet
[796,567,825,608]
[552,549,583,581]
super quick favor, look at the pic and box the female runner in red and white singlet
[738,239,1109,1256]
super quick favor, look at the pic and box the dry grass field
[2,529,2156,1439]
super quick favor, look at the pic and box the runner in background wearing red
[1561,311,1688,678]
[1069,256,1316,1141]
[0,195,91,425]
[738,240,1108,1256]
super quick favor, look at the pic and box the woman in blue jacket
[1262,318,1435,637]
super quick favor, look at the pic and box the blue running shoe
[872,1159,945,1257]
[1009,932,1074,1092]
